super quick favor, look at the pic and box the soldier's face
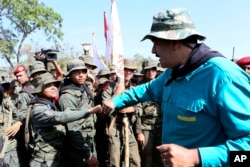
[42,83,58,99]
[69,69,87,86]
[124,68,134,81]
[144,68,157,80]
[15,71,29,85]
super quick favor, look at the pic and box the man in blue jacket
[103,8,250,167]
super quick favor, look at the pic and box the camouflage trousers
[108,123,140,167]
[0,134,20,167]
[30,151,64,167]
[4,148,20,167]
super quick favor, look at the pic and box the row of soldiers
[0,55,166,167]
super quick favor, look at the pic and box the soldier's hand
[86,154,99,167]
[88,105,103,114]
[34,52,45,61]
[102,99,115,114]
[137,133,145,145]
[5,121,22,137]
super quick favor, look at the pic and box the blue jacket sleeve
[112,70,167,108]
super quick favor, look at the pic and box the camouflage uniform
[103,79,141,167]
[79,55,98,96]
[0,81,20,167]
[27,72,93,167]
[58,59,97,167]
[136,60,163,167]
[94,77,111,167]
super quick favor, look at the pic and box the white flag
[105,0,124,79]
[92,33,108,70]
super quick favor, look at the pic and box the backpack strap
[24,105,34,149]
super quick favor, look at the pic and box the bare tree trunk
[3,54,14,68]
[16,33,27,64]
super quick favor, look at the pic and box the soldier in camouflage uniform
[105,59,141,167]
[27,72,102,167]
[79,55,98,96]
[58,59,98,167]
[1,79,26,167]
[136,60,163,167]
[29,61,47,81]
[133,68,143,85]
[5,64,34,167]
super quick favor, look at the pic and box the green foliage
[0,0,63,67]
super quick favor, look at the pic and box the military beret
[13,64,27,75]
[236,56,250,67]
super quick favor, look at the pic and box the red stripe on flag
[104,11,109,42]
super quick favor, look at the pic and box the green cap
[65,58,87,77]
[134,68,143,76]
[142,60,158,70]
[98,77,109,85]
[141,8,206,41]
[10,79,17,88]
[109,64,117,74]
[79,55,97,69]
[124,59,137,70]
[32,72,61,94]
[29,61,47,77]
[97,68,110,77]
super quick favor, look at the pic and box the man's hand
[137,133,145,145]
[34,52,45,61]
[88,105,103,114]
[156,143,200,167]
[5,121,22,137]
[102,99,115,114]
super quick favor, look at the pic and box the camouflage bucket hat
[109,64,117,74]
[10,79,17,88]
[134,68,143,76]
[97,68,110,77]
[141,8,206,41]
[98,77,109,85]
[29,61,47,77]
[124,59,137,70]
[80,55,97,69]
[65,58,87,77]
[32,72,61,94]
[142,60,158,70]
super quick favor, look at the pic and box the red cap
[236,56,250,67]
[13,64,27,75]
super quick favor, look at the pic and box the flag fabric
[91,33,108,70]
[104,11,109,42]
[105,0,124,79]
